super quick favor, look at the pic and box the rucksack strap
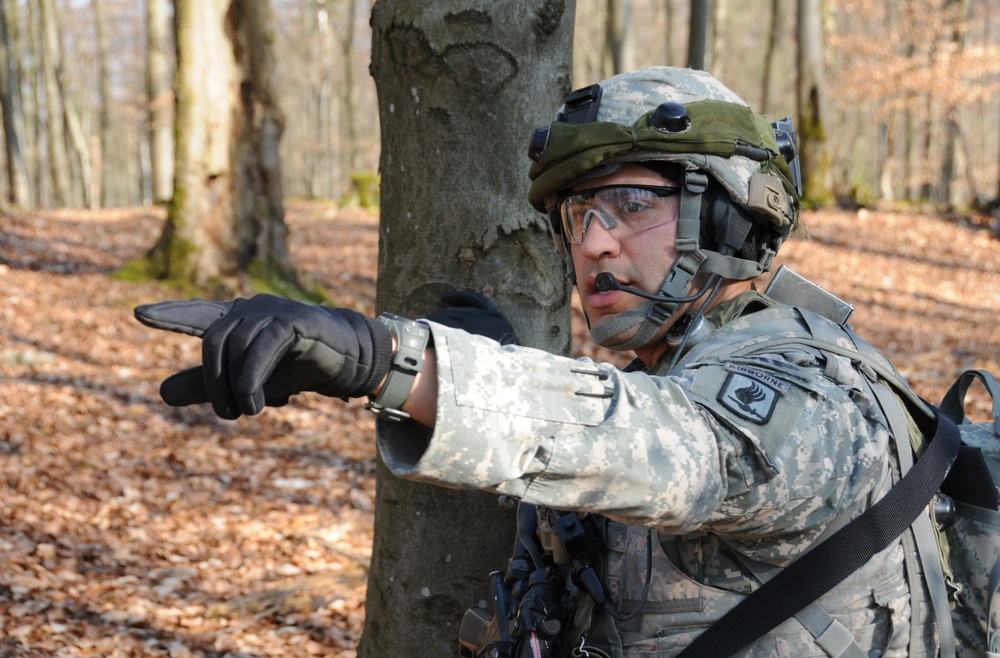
[735,557,867,658]
[675,406,962,658]
[940,369,1000,428]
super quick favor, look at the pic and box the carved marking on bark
[443,43,516,95]
[386,26,517,97]
[533,0,568,37]
[445,10,491,25]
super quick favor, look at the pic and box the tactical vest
[569,300,945,658]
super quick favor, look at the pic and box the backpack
[673,268,1000,658]
[939,370,1000,657]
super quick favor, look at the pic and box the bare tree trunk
[228,0,294,282]
[93,0,111,208]
[878,118,894,202]
[309,0,334,198]
[604,0,633,76]
[920,97,935,203]
[339,0,359,193]
[64,97,92,208]
[688,0,710,70]
[938,0,969,208]
[361,1,576,655]
[708,0,727,77]
[37,0,71,206]
[796,0,832,206]
[760,0,782,115]
[27,0,46,205]
[146,0,174,205]
[663,0,674,66]
[0,0,31,207]
[147,0,296,288]
[903,107,915,201]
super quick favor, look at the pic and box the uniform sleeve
[376,323,890,543]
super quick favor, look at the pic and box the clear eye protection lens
[558,184,681,245]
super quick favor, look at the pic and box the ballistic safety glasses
[556,184,682,245]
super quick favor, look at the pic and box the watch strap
[366,313,430,421]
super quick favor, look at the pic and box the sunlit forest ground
[1,201,998,656]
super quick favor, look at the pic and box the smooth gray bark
[361,1,576,655]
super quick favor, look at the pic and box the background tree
[1,0,996,215]
[93,0,111,208]
[663,0,675,65]
[145,0,299,292]
[337,0,361,196]
[37,0,71,206]
[603,0,633,77]
[0,0,30,207]
[688,0,709,69]
[938,0,971,206]
[360,1,577,655]
[146,0,174,205]
[759,0,783,115]
[796,0,832,205]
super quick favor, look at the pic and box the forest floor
[1,201,998,657]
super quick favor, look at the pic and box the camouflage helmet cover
[527,66,799,239]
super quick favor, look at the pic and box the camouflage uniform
[378,291,940,657]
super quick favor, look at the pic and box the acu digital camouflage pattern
[376,292,943,656]
[527,66,798,227]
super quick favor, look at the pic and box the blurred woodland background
[0,0,998,214]
[1,1,1000,657]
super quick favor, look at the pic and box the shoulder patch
[718,370,781,424]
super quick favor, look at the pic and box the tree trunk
[64,97,92,208]
[0,1,31,207]
[93,0,111,208]
[146,0,174,205]
[603,0,633,77]
[338,0,359,194]
[796,0,832,206]
[27,0,46,204]
[708,0,727,77]
[760,0,782,115]
[147,0,295,289]
[361,1,575,655]
[663,0,674,66]
[309,0,334,199]
[920,97,935,203]
[37,0,71,206]
[938,0,970,208]
[688,0,709,70]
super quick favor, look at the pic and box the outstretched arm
[134,290,514,429]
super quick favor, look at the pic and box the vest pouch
[603,523,900,657]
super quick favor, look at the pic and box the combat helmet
[527,66,802,351]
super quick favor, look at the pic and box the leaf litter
[0,201,998,656]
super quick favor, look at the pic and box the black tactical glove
[429,290,519,345]
[134,294,393,420]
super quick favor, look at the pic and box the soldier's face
[566,163,682,346]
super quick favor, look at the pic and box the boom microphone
[594,272,717,304]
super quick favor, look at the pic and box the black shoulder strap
[676,406,961,658]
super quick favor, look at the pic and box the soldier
[135,67,950,657]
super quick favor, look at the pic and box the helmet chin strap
[586,171,711,352]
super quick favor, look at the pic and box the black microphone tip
[594,273,618,293]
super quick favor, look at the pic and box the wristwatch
[366,313,430,421]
